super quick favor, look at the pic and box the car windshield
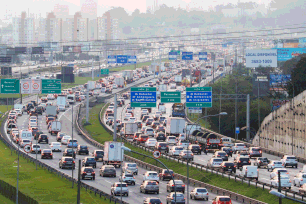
[33,145,39,148]
[219,198,231,201]
[65,158,73,161]
[87,158,95,161]
[279,170,288,173]
[252,148,261,151]
[141,136,148,139]
[173,194,184,198]
[219,152,227,156]
[237,144,244,146]
[192,145,200,149]
[43,150,52,153]
[274,162,282,164]
[214,159,223,162]
[84,168,94,172]
[159,143,167,147]
[149,173,157,176]
[147,181,157,185]
[149,199,161,203]
[259,158,268,161]
[23,140,30,143]
[67,149,74,152]
[175,147,183,150]
[240,158,249,161]
[127,164,137,167]
[174,180,183,184]
[80,146,87,149]
[287,157,296,160]
[197,189,207,192]
[96,151,103,154]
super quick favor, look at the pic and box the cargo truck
[166,117,186,136]
[57,95,67,111]
[46,106,58,118]
[48,121,62,135]
[122,70,134,84]
[171,103,185,118]
[114,77,124,88]
[122,123,138,140]
[103,141,124,168]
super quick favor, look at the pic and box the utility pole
[77,159,81,204]
[278,171,282,204]
[235,47,238,140]
[113,94,117,141]
[246,94,250,142]
[258,75,260,145]
[85,82,89,123]
[71,102,74,188]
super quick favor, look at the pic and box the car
[41,149,53,159]
[281,155,298,168]
[59,157,75,169]
[82,157,97,168]
[212,196,232,204]
[50,142,62,152]
[99,165,116,177]
[221,161,236,173]
[188,144,201,155]
[178,140,190,149]
[293,172,306,187]
[92,150,104,161]
[140,180,159,194]
[143,197,162,204]
[63,148,76,159]
[143,171,159,182]
[270,175,291,189]
[56,132,66,142]
[144,127,154,136]
[145,138,157,148]
[155,142,169,153]
[128,117,136,123]
[166,180,185,193]
[254,157,269,168]
[166,192,185,204]
[234,156,251,168]
[267,160,283,171]
[159,169,174,181]
[81,167,95,180]
[213,151,228,161]
[179,150,194,161]
[232,143,247,153]
[20,139,32,148]
[166,136,177,146]
[190,187,209,200]
[248,147,262,158]
[155,132,166,141]
[299,184,306,195]
[270,168,289,179]
[67,139,78,148]
[31,144,41,154]
[76,145,89,155]
[136,135,149,144]
[122,163,138,175]
[38,134,49,144]
[152,121,160,129]
[111,182,128,196]
[145,118,154,126]
[119,172,136,185]
[208,158,223,168]
[169,146,184,156]
[155,125,165,133]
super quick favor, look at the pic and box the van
[221,137,233,147]
[240,165,258,180]
[20,130,33,142]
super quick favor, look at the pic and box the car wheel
[93,177,95,180]
[126,193,128,197]
[156,191,159,194]
[59,165,61,169]
[190,195,192,199]
[296,165,298,168]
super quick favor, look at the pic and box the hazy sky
[2,0,271,19]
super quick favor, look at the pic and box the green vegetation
[111,58,170,72]
[0,194,14,204]
[0,105,12,113]
[0,114,114,204]
[83,104,296,204]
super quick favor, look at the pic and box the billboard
[276,48,306,61]
[271,99,290,111]
[15,47,27,54]
[253,74,269,96]
[269,74,291,89]
[245,49,277,68]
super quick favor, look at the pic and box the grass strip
[82,104,297,204]
[0,114,115,204]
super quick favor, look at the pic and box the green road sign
[186,102,212,107]
[186,87,212,92]
[186,86,212,107]
[130,103,156,108]
[101,69,109,75]
[0,79,20,94]
[131,87,156,92]
[131,87,156,108]
[41,79,61,94]
[160,92,181,103]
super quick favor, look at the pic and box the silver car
[179,150,194,161]
[122,163,138,175]
[111,182,129,196]
[140,180,159,194]
[119,173,136,185]
[190,188,209,200]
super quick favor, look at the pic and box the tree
[287,55,306,97]
[132,9,140,17]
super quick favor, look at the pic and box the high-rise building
[98,11,119,41]
[12,12,35,45]
[62,18,74,42]
[81,0,97,20]
[73,12,89,42]
[45,12,61,42]
[53,4,69,19]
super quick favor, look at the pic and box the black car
[38,134,49,144]
[35,106,44,114]
[142,115,150,122]
[159,169,174,181]
[59,157,75,169]
[26,103,34,111]
[31,127,39,137]
[155,142,169,153]
[221,162,236,173]
[63,148,76,159]
[92,150,104,161]
[34,131,43,140]
[235,157,251,168]
[82,157,97,168]
[155,132,166,141]
[81,167,95,180]
[221,147,233,157]
[41,149,53,159]
[76,145,89,155]
[188,145,201,155]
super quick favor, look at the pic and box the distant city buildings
[12,12,35,45]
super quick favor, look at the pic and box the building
[45,12,61,42]
[73,12,89,42]
[12,12,35,45]
[98,12,119,41]
[62,18,74,42]
[53,4,69,19]
[81,0,97,20]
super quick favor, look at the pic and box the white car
[280,155,298,168]
[47,94,55,100]
[232,143,248,153]
[166,136,177,146]
[20,139,32,148]
[155,111,162,116]
[93,90,99,95]
[144,138,157,148]
[270,168,289,179]
[168,146,184,156]
[267,160,284,171]
[190,188,209,201]
[208,158,223,168]
[46,101,53,106]
[144,127,154,136]
[15,109,22,116]
[29,118,38,124]
[128,117,136,123]
[143,171,159,182]
[112,84,118,89]
[141,109,149,115]
[178,140,190,149]
[50,142,62,152]
[101,87,106,93]
[293,172,306,187]
[124,113,132,121]
[61,136,72,145]
[31,144,41,154]
[271,175,292,189]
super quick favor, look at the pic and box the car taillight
[92,172,95,174]
[273,164,275,166]
[195,193,198,195]
[73,161,75,163]
[248,161,251,163]
[50,153,52,155]
[182,185,185,187]
[234,165,236,168]
[224,166,226,167]
[172,185,174,187]
[42,153,44,155]
[63,161,67,163]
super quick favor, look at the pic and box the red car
[136,135,149,144]
[212,196,232,204]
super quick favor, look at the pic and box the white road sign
[245,49,277,68]
[88,81,95,90]
[31,79,41,94]
[24,144,31,153]
[21,79,31,94]
[153,150,161,159]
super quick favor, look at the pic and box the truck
[48,121,62,135]
[114,77,124,88]
[46,106,58,118]
[174,75,182,85]
[122,123,138,140]
[122,70,134,84]
[159,104,166,114]
[182,68,190,78]
[171,103,185,118]
[186,123,202,136]
[57,95,67,111]
[204,133,222,153]
[166,117,186,136]
[103,141,124,168]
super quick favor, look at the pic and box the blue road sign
[117,55,128,63]
[198,52,207,60]
[235,127,240,134]
[169,52,178,60]
[127,55,137,64]
[97,74,99,77]
[131,92,156,102]
[108,55,116,64]
[182,52,193,60]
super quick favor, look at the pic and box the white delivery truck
[159,104,166,114]
[57,95,67,111]
[174,75,182,85]
[48,121,62,135]
[46,106,58,118]
[122,70,133,83]
[20,130,34,142]
[122,122,138,140]
[103,141,124,168]
[67,94,75,104]
[240,166,258,180]
[186,123,202,136]
[114,77,124,88]
[166,117,186,136]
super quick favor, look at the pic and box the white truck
[174,75,182,85]
[240,166,258,180]
[166,117,186,136]
[48,121,62,135]
[122,70,133,83]
[159,104,166,114]
[103,141,124,168]
[67,95,75,104]
[20,130,33,142]
[114,77,124,88]
[46,106,57,118]
[122,122,138,139]
[57,95,67,111]
[186,123,202,136]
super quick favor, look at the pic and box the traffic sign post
[235,127,240,134]
[127,56,137,64]
[31,79,41,94]
[24,144,31,153]
[182,52,193,60]
[169,52,178,60]
[198,52,207,61]
[130,87,156,108]
[107,55,116,64]
[0,79,20,94]
[41,79,61,94]
[153,150,161,159]
[21,79,31,94]
[100,69,109,75]
[160,92,181,103]
[186,87,212,107]
[108,55,137,64]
